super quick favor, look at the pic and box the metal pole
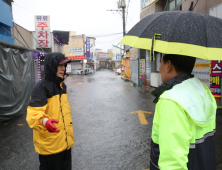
[122,0,126,56]
[122,5,126,36]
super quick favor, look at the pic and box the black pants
[39,149,71,170]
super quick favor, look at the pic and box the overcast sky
[12,0,140,51]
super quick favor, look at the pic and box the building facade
[138,0,222,89]
[111,45,123,69]
[0,0,14,44]
[63,31,86,74]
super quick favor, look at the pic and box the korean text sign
[35,16,51,48]
[210,60,222,99]
[140,59,146,75]
[192,58,210,87]
[86,38,90,58]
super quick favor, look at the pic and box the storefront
[67,56,85,74]
[130,48,139,87]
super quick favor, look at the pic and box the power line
[126,0,130,25]
[193,0,200,10]
[96,36,123,44]
[12,4,44,52]
[87,32,123,37]
[13,22,30,48]
[1,26,27,48]
[13,3,124,35]
[99,20,121,33]
[13,3,101,32]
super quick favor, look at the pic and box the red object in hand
[45,119,60,133]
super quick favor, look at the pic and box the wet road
[0,70,155,170]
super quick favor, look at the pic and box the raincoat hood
[44,52,68,82]
[160,77,217,127]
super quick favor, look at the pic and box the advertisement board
[98,53,109,58]
[35,15,51,48]
[67,56,85,60]
[86,38,90,58]
[146,54,152,80]
[68,48,83,52]
[140,59,146,78]
[76,52,84,56]
[210,60,222,99]
[192,58,210,87]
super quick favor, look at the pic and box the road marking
[17,124,23,126]
[128,110,152,124]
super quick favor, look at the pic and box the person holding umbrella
[119,3,219,170]
[150,54,216,170]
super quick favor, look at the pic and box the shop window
[163,0,182,11]
[169,0,175,11]
[140,49,146,59]
[176,0,182,6]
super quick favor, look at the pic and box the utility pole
[107,0,126,37]
[107,0,126,56]
[119,0,126,37]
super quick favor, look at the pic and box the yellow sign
[194,63,211,69]
[128,110,152,124]
[109,51,112,58]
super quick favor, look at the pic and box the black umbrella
[119,6,222,60]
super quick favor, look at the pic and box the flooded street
[0,70,155,170]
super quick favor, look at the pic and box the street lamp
[83,59,87,63]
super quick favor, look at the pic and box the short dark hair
[162,54,196,74]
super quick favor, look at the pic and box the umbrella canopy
[119,10,222,60]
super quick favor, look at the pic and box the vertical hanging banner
[86,38,90,58]
[139,59,146,79]
[210,60,222,99]
[146,54,152,80]
[35,15,51,48]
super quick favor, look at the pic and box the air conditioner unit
[150,73,162,87]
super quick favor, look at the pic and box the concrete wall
[140,0,164,20]
[11,23,33,48]
[63,33,85,57]
[112,45,123,61]
[141,0,222,19]
[53,39,63,53]
[182,0,222,14]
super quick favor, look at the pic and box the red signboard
[67,56,85,60]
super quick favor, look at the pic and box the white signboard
[192,58,210,87]
[76,52,84,56]
[68,47,84,52]
[66,64,71,73]
[35,15,51,48]
[98,53,109,58]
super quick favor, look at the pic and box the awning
[52,30,69,45]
